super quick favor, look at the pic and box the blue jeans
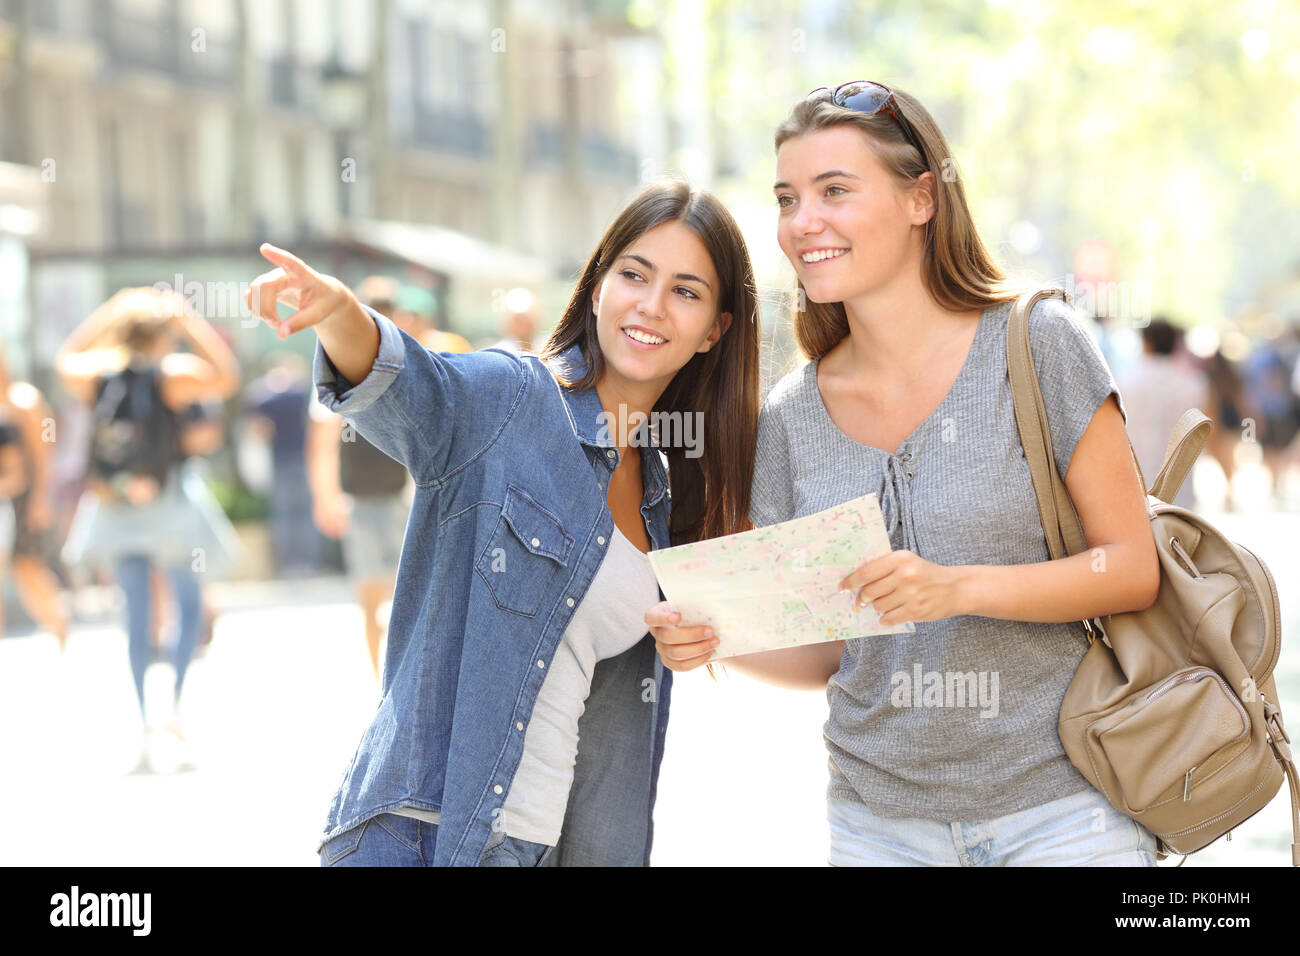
[115,554,203,716]
[270,462,319,573]
[319,813,556,867]
[828,787,1158,866]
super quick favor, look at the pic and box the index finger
[259,242,314,277]
[838,552,895,593]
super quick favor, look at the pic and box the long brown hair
[774,87,1017,359]
[541,179,760,545]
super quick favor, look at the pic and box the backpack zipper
[1145,668,1249,803]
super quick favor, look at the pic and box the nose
[637,281,668,321]
[789,197,824,238]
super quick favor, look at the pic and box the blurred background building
[0,0,666,379]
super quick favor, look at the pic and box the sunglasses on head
[807,81,927,163]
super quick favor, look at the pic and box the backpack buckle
[1082,617,1111,648]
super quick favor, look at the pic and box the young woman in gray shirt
[648,83,1162,866]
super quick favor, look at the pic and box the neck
[837,272,973,380]
[594,376,665,463]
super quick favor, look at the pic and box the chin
[800,282,842,305]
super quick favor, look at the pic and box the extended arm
[249,243,523,486]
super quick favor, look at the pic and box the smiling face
[591,219,732,404]
[774,125,934,306]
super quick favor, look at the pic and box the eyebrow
[773,169,863,191]
[615,254,713,292]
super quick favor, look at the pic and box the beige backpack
[1007,287,1299,866]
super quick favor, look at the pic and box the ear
[911,171,937,226]
[698,311,733,354]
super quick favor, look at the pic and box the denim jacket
[312,305,674,866]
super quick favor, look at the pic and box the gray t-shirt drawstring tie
[880,450,919,553]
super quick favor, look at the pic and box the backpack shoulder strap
[1005,288,1087,558]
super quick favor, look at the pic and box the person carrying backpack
[58,287,240,769]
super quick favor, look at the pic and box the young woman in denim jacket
[246,180,760,866]
[649,85,1163,866]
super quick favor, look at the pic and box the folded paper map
[647,492,914,660]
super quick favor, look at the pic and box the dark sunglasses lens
[833,82,891,114]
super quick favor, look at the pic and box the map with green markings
[647,492,913,659]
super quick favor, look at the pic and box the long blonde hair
[774,87,1017,359]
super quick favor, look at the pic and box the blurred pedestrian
[1240,328,1300,502]
[488,288,540,354]
[147,400,243,662]
[392,284,472,354]
[1115,319,1211,509]
[306,277,413,680]
[0,413,26,618]
[0,346,70,650]
[1201,347,1248,510]
[56,287,240,764]
[244,351,318,576]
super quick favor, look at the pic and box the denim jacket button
[597,536,606,545]
[516,721,524,731]
[530,537,540,547]
[537,659,546,668]
[494,785,503,795]
[606,449,616,459]
[566,597,575,607]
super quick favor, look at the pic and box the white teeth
[802,249,848,263]
[624,328,666,345]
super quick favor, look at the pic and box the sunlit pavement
[2,466,1297,867]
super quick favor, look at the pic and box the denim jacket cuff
[313,303,406,416]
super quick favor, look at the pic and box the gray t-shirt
[750,296,1124,820]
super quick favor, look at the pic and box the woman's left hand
[837,550,966,627]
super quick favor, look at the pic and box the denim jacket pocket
[475,484,574,618]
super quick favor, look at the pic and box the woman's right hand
[646,601,720,672]
[245,243,362,339]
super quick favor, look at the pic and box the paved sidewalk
[1,506,1296,866]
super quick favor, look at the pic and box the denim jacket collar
[545,344,669,509]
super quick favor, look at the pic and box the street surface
[2,464,1297,867]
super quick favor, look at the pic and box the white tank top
[501,522,659,845]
